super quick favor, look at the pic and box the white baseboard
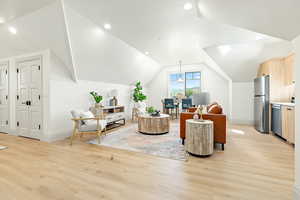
[230,119,254,125]
[42,130,71,143]
[294,185,300,200]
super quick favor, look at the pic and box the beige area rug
[89,122,188,161]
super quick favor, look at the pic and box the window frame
[167,70,202,97]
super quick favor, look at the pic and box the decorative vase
[193,113,199,120]
[92,103,104,118]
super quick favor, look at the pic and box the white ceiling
[0,0,297,84]
[0,1,74,77]
[64,0,280,67]
[205,40,293,82]
[196,0,300,41]
[63,5,161,85]
[0,0,55,23]
[64,0,295,82]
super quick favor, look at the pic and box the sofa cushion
[208,104,223,114]
[80,120,107,132]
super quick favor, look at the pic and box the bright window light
[8,26,17,34]
[218,45,231,55]
[230,129,245,135]
[104,23,112,30]
[184,2,193,10]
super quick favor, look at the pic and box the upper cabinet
[284,54,295,86]
[258,54,295,102]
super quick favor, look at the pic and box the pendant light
[177,60,184,82]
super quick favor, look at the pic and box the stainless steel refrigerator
[254,75,270,133]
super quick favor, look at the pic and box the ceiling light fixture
[255,35,264,41]
[104,23,112,30]
[8,26,17,34]
[218,45,231,55]
[177,60,184,83]
[145,51,149,55]
[184,2,193,10]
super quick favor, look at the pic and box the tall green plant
[133,81,147,102]
[90,91,103,103]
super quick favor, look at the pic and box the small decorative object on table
[109,89,118,106]
[147,106,160,117]
[194,105,206,121]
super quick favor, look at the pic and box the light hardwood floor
[0,123,294,200]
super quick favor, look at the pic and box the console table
[90,106,125,130]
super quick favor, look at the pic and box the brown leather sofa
[180,107,227,150]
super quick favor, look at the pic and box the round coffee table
[138,114,170,135]
[185,119,214,156]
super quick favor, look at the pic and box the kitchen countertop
[270,102,295,107]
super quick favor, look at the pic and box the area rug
[89,122,188,161]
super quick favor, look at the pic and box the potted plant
[90,91,103,107]
[147,106,160,117]
[133,81,147,110]
[146,106,155,114]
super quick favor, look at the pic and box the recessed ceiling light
[8,26,17,34]
[104,23,111,30]
[218,45,231,55]
[184,2,193,10]
[255,35,264,40]
[145,51,149,55]
[0,17,5,24]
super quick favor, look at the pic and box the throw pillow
[207,102,218,111]
[208,104,223,114]
[80,111,95,125]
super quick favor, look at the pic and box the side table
[185,119,214,156]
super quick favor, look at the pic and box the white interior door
[16,58,42,139]
[0,62,9,133]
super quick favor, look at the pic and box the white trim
[60,0,78,82]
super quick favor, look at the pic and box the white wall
[147,64,230,116]
[48,53,132,141]
[293,35,300,200]
[231,82,254,125]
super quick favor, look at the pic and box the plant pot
[95,103,103,108]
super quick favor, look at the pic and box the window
[169,71,201,98]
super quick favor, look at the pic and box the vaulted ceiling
[196,0,300,41]
[0,0,298,83]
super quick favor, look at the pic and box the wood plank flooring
[0,123,294,200]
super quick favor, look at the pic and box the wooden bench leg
[97,131,101,144]
[70,122,78,146]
